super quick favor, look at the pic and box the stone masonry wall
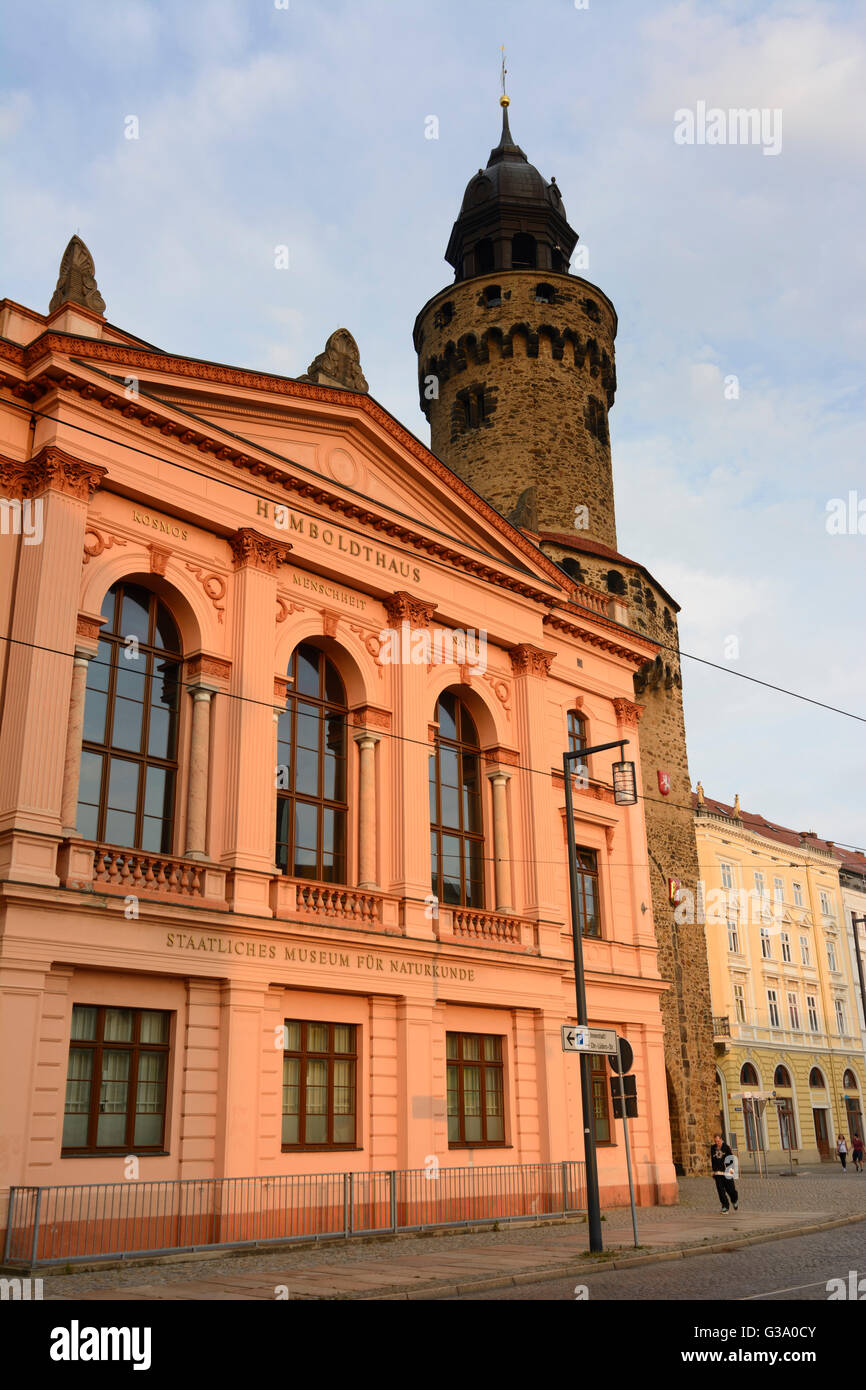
[414,271,618,548]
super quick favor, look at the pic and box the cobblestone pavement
[34,1167,866,1301]
[455,1220,866,1301]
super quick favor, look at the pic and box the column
[355,730,381,889]
[0,448,106,884]
[60,649,91,835]
[508,644,557,917]
[221,529,292,915]
[185,686,214,858]
[486,769,513,912]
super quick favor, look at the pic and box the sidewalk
[43,1172,866,1302]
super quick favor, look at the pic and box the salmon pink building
[0,238,676,1259]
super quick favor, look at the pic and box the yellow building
[693,790,866,1170]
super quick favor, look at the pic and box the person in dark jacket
[711,1134,739,1212]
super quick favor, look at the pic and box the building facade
[694,791,866,1168]
[413,97,716,1173]
[839,847,866,1055]
[0,237,679,1253]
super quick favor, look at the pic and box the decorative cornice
[483,746,520,767]
[228,527,293,573]
[542,612,653,667]
[351,705,392,731]
[382,590,437,628]
[76,613,104,642]
[188,654,231,684]
[612,697,644,728]
[508,643,555,678]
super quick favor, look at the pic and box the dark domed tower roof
[445,99,579,281]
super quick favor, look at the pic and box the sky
[2,0,865,844]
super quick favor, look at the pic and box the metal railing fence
[2,1160,587,1268]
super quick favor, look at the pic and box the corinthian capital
[228,527,293,572]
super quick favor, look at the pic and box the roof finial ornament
[500,45,508,105]
[733,793,741,818]
[49,235,106,316]
[696,780,705,806]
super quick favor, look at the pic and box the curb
[334,1210,866,1301]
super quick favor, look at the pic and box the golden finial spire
[500,45,509,106]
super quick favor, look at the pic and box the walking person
[837,1134,848,1171]
[851,1134,863,1173]
[711,1133,739,1213]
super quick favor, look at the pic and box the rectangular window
[733,984,746,1024]
[727,919,739,954]
[800,935,810,966]
[781,932,791,963]
[754,871,765,895]
[447,1032,505,1147]
[761,927,772,959]
[787,991,800,1030]
[62,1005,170,1154]
[793,882,803,907]
[819,889,833,917]
[591,1053,612,1145]
[773,876,784,904]
[807,995,819,1031]
[282,1019,357,1149]
[574,847,601,939]
[720,862,734,891]
[767,989,780,1028]
[828,942,838,972]
[835,999,847,1035]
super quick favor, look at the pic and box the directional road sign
[561,1025,619,1055]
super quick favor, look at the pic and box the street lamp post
[563,737,637,1254]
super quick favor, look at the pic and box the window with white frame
[754,871,765,895]
[787,991,801,1030]
[773,876,784,903]
[733,983,746,1024]
[800,934,810,966]
[720,862,734,891]
[835,999,847,1035]
[761,926,772,959]
[793,882,803,907]
[827,941,838,972]
[807,995,819,1031]
[727,918,739,953]
[767,989,780,1028]
[781,932,792,963]
[819,888,833,917]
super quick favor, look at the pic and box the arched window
[429,691,484,907]
[740,1062,759,1087]
[774,1065,792,1088]
[843,1069,859,1091]
[567,709,587,757]
[511,233,536,269]
[276,644,347,883]
[78,581,181,851]
[535,282,554,304]
[606,569,627,596]
[809,1067,826,1088]
[483,285,502,307]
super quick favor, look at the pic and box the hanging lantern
[612,760,638,805]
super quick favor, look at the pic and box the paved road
[454,1219,866,1300]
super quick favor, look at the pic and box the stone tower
[413,98,617,548]
[414,97,717,1175]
